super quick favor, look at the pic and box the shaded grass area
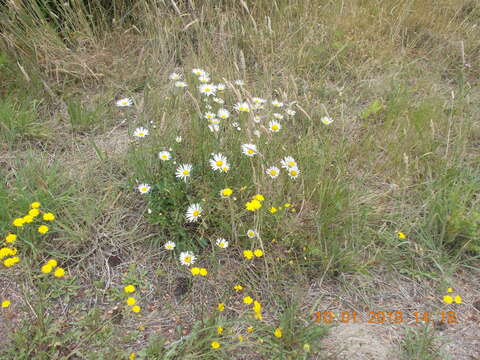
[0,0,479,358]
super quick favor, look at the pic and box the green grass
[0,0,479,358]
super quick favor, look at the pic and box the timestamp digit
[393,311,403,324]
[414,312,429,323]
[323,312,334,324]
[340,312,349,323]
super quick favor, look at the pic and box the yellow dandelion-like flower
[28,209,40,217]
[3,257,18,267]
[124,285,136,293]
[191,267,200,276]
[454,296,462,304]
[131,305,141,313]
[397,231,406,239]
[447,288,453,293]
[2,300,11,308]
[238,335,244,342]
[234,284,243,292]
[54,267,65,278]
[199,268,208,276]
[443,295,453,304]
[5,234,16,244]
[13,218,24,227]
[38,225,49,234]
[127,297,136,306]
[43,213,55,221]
[269,207,278,214]
[254,249,263,258]
[243,250,254,260]
[284,203,291,208]
[41,264,53,274]
[23,215,34,223]
[47,259,57,267]
[253,194,265,202]
[217,327,223,335]
[247,326,254,333]
[217,303,225,312]
[274,328,283,338]
[245,199,262,211]
[243,296,253,305]
[253,300,261,314]
[129,353,136,360]
[220,188,233,198]
[211,341,221,349]
[30,202,41,209]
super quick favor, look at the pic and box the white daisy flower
[321,116,333,125]
[158,151,172,161]
[116,98,133,107]
[133,127,149,138]
[287,167,301,179]
[204,112,216,120]
[235,79,245,86]
[271,99,284,107]
[280,156,297,169]
[216,238,229,248]
[209,153,229,172]
[192,68,207,77]
[217,108,230,119]
[199,83,217,96]
[241,143,258,157]
[176,164,192,181]
[213,97,225,104]
[174,81,188,88]
[164,241,176,250]
[273,113,284,120]
[286,109,296,116]
[252,97,267,105]
[208,124,220,132]
[234,102,250,112]
[147,208,152,214]
[216,83,226,91]
[253,115,263,123]
[268,120,282,132]
[169,72,182,80]
[179,251,196,266]
[220,163,230,172]
[246,229,257,239]
[266,166,280,178]
[175,136,182,143]
[138,183,151,194]
[199,75,210,83]
[186,203,203,223]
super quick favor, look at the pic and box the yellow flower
[1,300,11,308]
[47,259,58,267]
[303,343,311,352]
[245,199,262,211]
[247,326,254,333]
[4,257,18,267]
[254,312,263,321]
[283,203,291,208]
[43,213,55,221]
[211,341,221,349]
[274,328,282,338]
[131,305,141,313]
[234,284,243,292]
[217,303,225,312]
[238,335,244,342]
[220,188,233,198]
[30,202,41,209]
[191,267,200,276]
[454,296,462,304]
[124,285,136,293]
[447,288,453,293]
[54,267,65,278]
[41,264,53,274]
[13,218,24,227]
[243,296,253,305]
[28,209,40,217]
[23,215,34,223]
[253,300,261,314]
[243,250,254,260]
[254,249,263,258]
[127,297,136,306]
[217,327,223,335]
[5,234,16,243]
[269,207,277,214]
[199,268,208,276]
[38,225,49,234]
[129,353,136,360]
[253,194,265,202]
[397,231,406,239]
[443,295,453,304]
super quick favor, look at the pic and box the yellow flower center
[269,170,277,176]
[272,125,279,131]
[204,87,210,92]
[216,160,223,166]
[183,170,190,175]
[247,149,254,154]
[141,187,148,192]
[162,155,168,159]
[291,170,297,176]
[184,256,191,263]
[288,161,295,167]
[193,210,199,217]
